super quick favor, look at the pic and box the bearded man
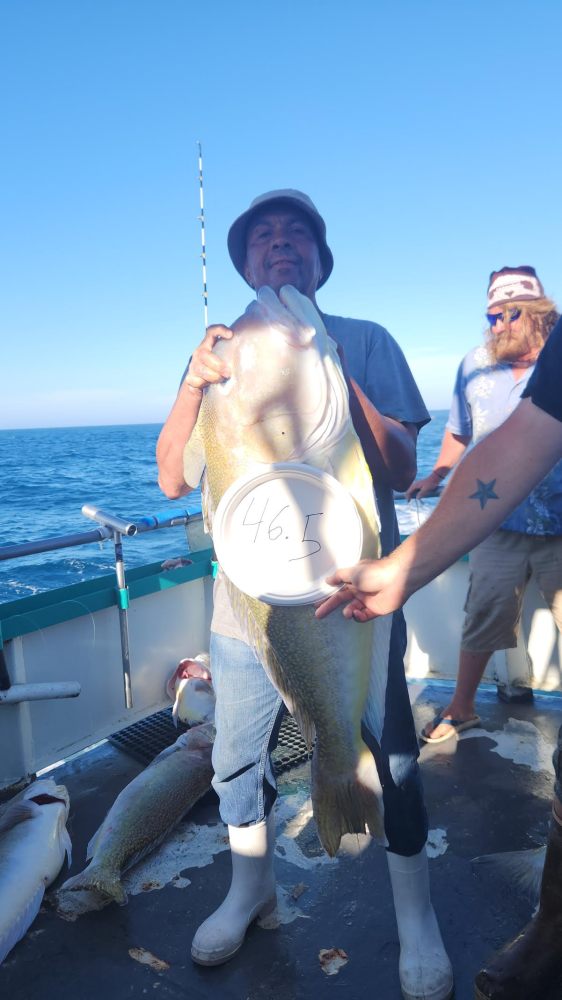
[406,265,561,744]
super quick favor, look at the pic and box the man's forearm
[397,398,562,596]
[350,378,417,490]
[432,429,470,478]
[157,324,233,499]
[156,383,203,499]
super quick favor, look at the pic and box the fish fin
[277,286,353,465]
[152,734,188,763]
[200,473,214,535]
[311,740,384,857]
[472,846,545,907]
[171,677,187,727]
[279,703,314,752]
[256,286,316,347]
[361,614,393,744]
[278,285,328,339]
[152,724,215,763]
[60,863,127,906]
[0,882,44,966]
[86,825,102,862]
[0,800,38,834]
[183,420,206,489]
[179,722,216,750]
[61,826,72,870]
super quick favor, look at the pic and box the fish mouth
[23,780,71,814]
[30,793,67,806]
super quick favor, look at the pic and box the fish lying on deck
[166,653,215,726]
[59,725,214,905]
[184,285,390,857]
[0,778,71,965]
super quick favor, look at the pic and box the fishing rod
[77,144,211,710]
[197,140,209,331]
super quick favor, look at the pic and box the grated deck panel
[108,708,311,774]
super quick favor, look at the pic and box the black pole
[113,531,133,709]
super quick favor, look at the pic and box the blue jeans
[210,611,427,855]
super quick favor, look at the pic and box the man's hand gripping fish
[183,285,390,857]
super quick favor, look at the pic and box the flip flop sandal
[420,714,482,744]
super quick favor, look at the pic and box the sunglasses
[486,309,522,327]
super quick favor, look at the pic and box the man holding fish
[157,190,453,1000]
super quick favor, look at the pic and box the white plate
[212,462,363,605]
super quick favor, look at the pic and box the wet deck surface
[3,679,562,1000]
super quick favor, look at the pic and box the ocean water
[0,414,447,603]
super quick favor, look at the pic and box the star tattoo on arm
[469,479,499,510]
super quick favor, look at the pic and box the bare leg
[422,649,491,741]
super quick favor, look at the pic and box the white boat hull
[1,549,560,791]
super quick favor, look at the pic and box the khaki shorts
[461,529,562,652]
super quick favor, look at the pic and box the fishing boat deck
[3,679,561,1000]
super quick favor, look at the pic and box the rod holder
[81,504,137,536]
[0,682,81,704]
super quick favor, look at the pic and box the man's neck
[511,351,539,368]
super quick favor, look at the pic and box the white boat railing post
[79,505,206,710]
[81,505,138,709]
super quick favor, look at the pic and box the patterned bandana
[487,266,545,308]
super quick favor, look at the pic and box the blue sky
[2,0,561,429]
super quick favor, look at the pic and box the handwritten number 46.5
[241,497,323,559]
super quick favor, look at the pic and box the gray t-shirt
[211,314,430,641]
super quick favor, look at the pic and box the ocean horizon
[0,413,448,603]
[1,421,164,433]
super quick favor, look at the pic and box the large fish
[0,778,71,965]
[183,285,390,857]
[60,725,214,904]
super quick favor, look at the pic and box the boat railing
[0,490,441,711]
[0,506,206,710]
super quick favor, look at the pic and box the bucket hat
[227,189,334,288]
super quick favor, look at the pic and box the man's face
[244,207,323,299]
[487,305,531,363]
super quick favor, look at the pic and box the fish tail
[60,861,127,905]
[472,846,545,906]
[312,742,384,857]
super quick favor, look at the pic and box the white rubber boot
[191,811,277,966]
[386,847,454,1000]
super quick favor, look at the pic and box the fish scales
[61,727,214,904]
[186,285,386,857]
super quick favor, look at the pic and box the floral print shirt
[447,345,562,535]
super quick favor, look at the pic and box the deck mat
[108,708,311,774]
